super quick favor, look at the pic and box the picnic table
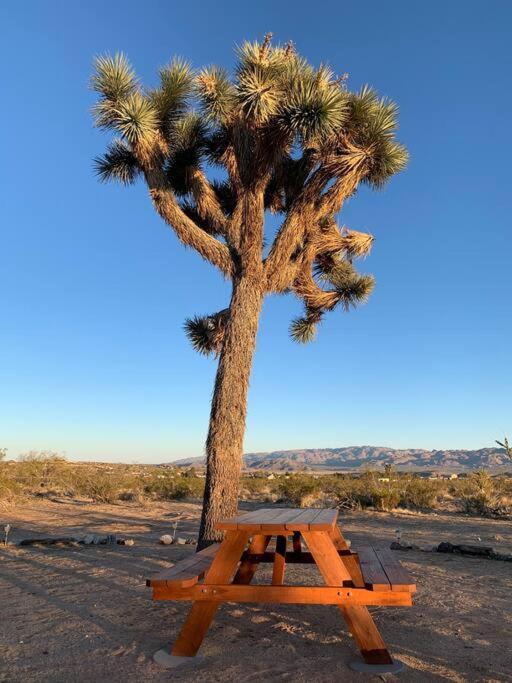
[148,507,416,672]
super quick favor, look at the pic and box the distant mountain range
[172,446,511,472]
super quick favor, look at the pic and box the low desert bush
[458,470,508,516]
[400,476,442,510]
[277,474,321,507]
[15,451,68,494]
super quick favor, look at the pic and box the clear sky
[1,1,511,462]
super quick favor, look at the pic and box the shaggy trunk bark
[197,272,264,549]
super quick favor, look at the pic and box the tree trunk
[197,273,264,549]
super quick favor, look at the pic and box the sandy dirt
[0,499,511,682]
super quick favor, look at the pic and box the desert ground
[1,499,511,682]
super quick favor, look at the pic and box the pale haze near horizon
[1,0,511,463]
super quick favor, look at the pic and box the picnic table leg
[169,530,249,659]
[292,531,302,554]
[302,531,395,668]
[329,526,365,587]
[272,535,287,585]
[233,534,271,584]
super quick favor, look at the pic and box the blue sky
[1,1,511,462]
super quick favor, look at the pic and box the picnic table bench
[148,507,416,672]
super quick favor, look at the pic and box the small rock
[176,537,187,545]
[118,538,134,546]
[160,534,174,545]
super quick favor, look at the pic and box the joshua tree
[91,35,408,547]
[496,437,512,460]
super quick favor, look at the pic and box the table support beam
[272,535,287,585]
[302,530,394,666]
[171,530,249,657]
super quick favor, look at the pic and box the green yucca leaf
[290,316,318,344]
[341,86,408,187]
[91,53,138,102]
[93,139,140,185]
[279,77,347,142]
[236,66,282,122]
[165,113,209,195]
[333,269,375,310]
[364,140,409,189]
[196,67,236,124]
[168,113,208,154]
[148,58,194,136]
[184,310,228,356]
[112,92,158,144]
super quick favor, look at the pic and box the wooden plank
[374,548,416,593]
[309,508,338,530]
[260,508,299,533]
[292,531,302,554]
[272,535,287,585]
[152,584,412,607]
[329,527,365,587]
[303,531,393,666]
[217,507,337,533]
[171,530,249,657]
[301,530,354,585]
[215,508,269,531]
[355,545,391,591]
[339,605,394,665]
[283,508,323,531]
[148,543,220,588]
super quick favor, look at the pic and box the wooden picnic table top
[215,507,338,532]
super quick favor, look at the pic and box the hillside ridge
[171,446,510,472]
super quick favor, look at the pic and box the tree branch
[189,169,231,238]
[146,168,234,277]
[292,262,340,311]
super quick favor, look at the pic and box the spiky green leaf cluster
[94,139,140,185]
[324,260,375,310]
[91,53,138,103]
[290,316,318,344]
[91,54,158,147]
[278,68,347,143]
[344,86,409,188]
[196,67,236,125]
[184,310,228,356]
[165,113,209,194]
[112,92,158,144]
[148,59,194,137]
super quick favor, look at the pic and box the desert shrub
[0,465,20,503]
[143,471,204,500]
[241,476,270,495]
[15,451,68,494]
[459,470,502,515]
[277,474,321,507]
[369,487,401,511]
[399,476,442,510]
[67,469,122,503]
[170,477,205,500]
